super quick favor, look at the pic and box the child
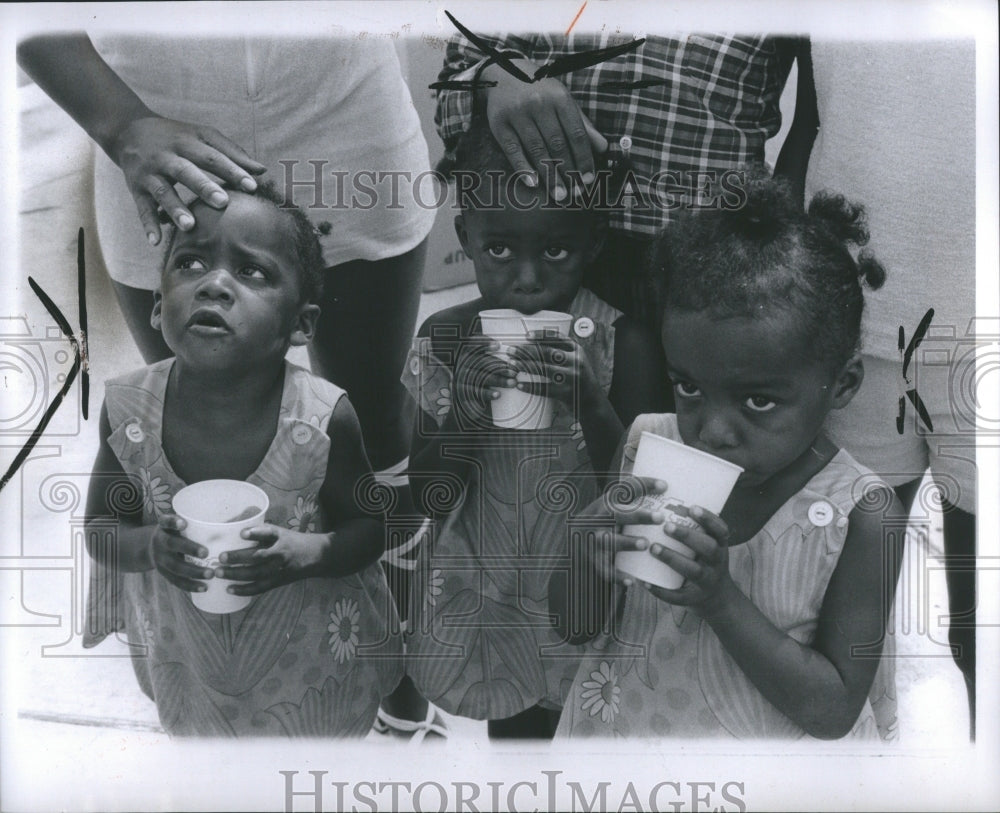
[82,182,402,737]
[401,120,668,738]
[554,176,902,739]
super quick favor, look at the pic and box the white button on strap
[125,422,144,443]
[573,317,595,338]
[291,424,312,445]
[807,500,834,527]
[836,515,849,529]
[409,355,421,375]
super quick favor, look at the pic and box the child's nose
[697,409,739,450]
[512,260,542,293]
[196,267,236,301]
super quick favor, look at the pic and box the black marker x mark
[897,307,934,434]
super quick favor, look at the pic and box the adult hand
[643,505,737,617]
[110,115,267,245]
[150,514,214,593]
[215,525,330,596]
[481,59,608,201]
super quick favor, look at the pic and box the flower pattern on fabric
[426,568,444,607]
[139,468,171,516]
[580,661,621,724]
[328,599,360,663]
[288,495,318,533]
[435,387,452,417]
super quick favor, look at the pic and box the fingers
[689,505,730,544]
[554,103,598,185]
[136,174,194,233]
[491,118,539,190]
[193,127,267,188]
[581,112,609,156]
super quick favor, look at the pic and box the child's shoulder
[417,298,486,338]
[283,361,348,419]
[106,358,173,391]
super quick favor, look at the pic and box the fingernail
[553,185,567,202]
[691,506,703,517]
[177,213,195,230]
[634,539,648,550]
[516,383,526,391]
[651,512,665,524]
[623,577,634,588]
[663,521,676,535]
[491,391,500,400]
[198,585,207,592]
[650,544,662,556]
[523,173,537,188]
[209,191,228,207]
[240,177,258,192]
[582,172,595,184]
[655,480,668,492]
[147,232,159,246]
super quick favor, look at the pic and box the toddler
[555,176,901,740]
[83,182,402,737]
[402,120,667,738]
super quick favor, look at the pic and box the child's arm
[647,490,904,739]
[84,402,215,590]
[218,398,384,593]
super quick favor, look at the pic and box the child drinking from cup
[83,182,402,737]
[553,176,903,739]
[402,119,668,738]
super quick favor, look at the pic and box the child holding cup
[553,176,903,740]
[401,120,667,738]
[82,182,402,737]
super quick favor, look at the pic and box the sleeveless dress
[83,360,403,737]
[557,414,899,740]
[401,289,622,720]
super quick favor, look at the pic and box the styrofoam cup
[172,479,269,613]
[478,308,573,430]
[616,431,743,589]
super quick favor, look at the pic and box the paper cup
[616,431,743,590]
[172,479,269,613]
[478,308,573,430]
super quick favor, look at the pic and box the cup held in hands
[172,479,269,613]
[478,309,573,430]
[615,432,742,590]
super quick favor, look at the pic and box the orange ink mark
[565,1,587,35]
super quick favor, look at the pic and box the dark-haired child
[555,175,903,739]
[401,120,668,739]
[83,182,402,736]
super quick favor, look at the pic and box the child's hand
[453,334,517,428]
[150,514,215,593]
[575,476,669,582]
[644,506,737,617]
[213,525,329,596]
[509,330,599,411]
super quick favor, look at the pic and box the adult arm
[773,36,819,206]
[17,32,266,243]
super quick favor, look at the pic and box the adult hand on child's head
[150,514,215,593]
[110,115,267,246]
[574,476,669,583]
[214,525,326,595]
[453,333,517,429]
[643,506,737,617]
[482,59,608,201]
[510,330,597,410]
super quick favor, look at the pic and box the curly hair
[160,179,326,303]
[654,171,886,373]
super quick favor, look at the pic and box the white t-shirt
[91,35,436,286]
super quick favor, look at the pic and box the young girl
[554,176,902,739]
[83,182,402,737]
[402,121,668,738]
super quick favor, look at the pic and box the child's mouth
[187,309,231,336]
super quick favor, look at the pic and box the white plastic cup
[615,431,743,589]
[172,479,269,614]
[478,308,574,430]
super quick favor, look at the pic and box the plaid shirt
[436,33,786,237]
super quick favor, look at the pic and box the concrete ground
[2,78,970,770]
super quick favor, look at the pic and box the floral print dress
[401,288,622,720]
[84,360,402,736]
[557,414,899,740]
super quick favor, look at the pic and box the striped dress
[557,413,898,740]
[401,288,622,720]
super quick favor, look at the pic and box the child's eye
[543,247,570,261]
[745,395,777,412]
[238,265,268,281]
[175,257,206,272]
[673,381,701,398]
[486,243,512,259]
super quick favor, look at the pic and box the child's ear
[830,352,864,409]
[454,214,470,252]
[289,303,321,347]
[149,290,163,332]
